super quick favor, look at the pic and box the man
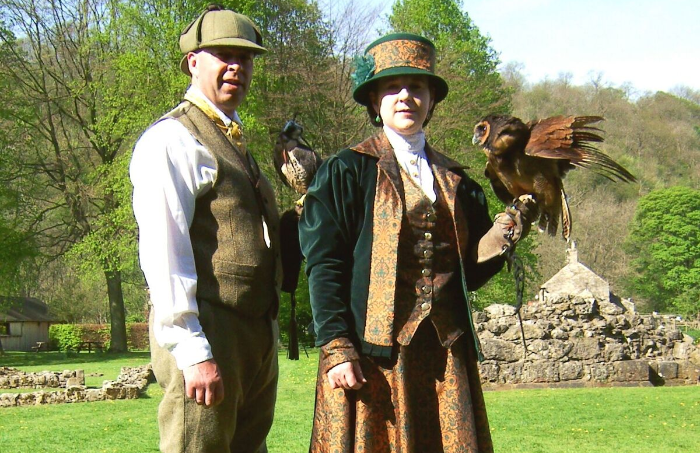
[130,5,281,453]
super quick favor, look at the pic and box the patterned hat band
[368,39,436,74]
[351,33,448,107]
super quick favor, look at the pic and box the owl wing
[484,162,516,205]
[525,116,636,182]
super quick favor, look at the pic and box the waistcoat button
[424,232,432,240]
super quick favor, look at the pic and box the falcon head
[472,115,531,157]
[272,119,323,199]
[282,119,303,141]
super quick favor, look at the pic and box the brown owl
[472,115,636,240]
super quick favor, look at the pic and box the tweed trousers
[150,300,278,453]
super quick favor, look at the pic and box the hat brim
[352,66,449,107]
[179,39,267,76]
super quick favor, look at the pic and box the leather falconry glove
[474,195,539,263]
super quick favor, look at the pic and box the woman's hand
[326,360,367,390]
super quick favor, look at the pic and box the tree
[625,186,700,317]
[0,0,192,350]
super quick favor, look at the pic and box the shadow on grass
[0,351,151,368]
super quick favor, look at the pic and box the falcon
[472,115,636,240]
[272,119,322,207]
[272,119,321,359]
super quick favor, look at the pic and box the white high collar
[383,126,436,203]
[383,126,425,154]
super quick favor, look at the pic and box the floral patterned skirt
[309,321,493,453]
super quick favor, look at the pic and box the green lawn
[1,351,698,452]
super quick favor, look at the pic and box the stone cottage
[476,243,699,388]
[538,241,611,303]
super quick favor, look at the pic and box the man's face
[188,46,254,116]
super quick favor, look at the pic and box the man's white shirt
[130,87,242,370]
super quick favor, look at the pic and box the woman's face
[371,75,434,136]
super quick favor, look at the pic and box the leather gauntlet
[474,195,538,263]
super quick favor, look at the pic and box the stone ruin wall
[0,364,154,407]
[476,294,700,389]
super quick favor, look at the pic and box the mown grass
[1,351,698,452]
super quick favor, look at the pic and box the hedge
[49,323,149,351]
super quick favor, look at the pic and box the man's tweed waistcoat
[164,101,281,318]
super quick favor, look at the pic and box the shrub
[49,324,83,351]
[48,323,149,351]
[127,323,149,350]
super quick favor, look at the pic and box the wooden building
[0,297,56,351]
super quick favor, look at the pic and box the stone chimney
[566,240,578,265]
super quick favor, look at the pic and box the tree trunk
[0,336,5,355]
[106,269,128,352]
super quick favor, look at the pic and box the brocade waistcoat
[395,168,470,348]
[164,102,281,318]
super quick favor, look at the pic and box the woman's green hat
[351,33,448,107]
[179,4,267,76]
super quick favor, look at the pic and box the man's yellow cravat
[183,91,245,148]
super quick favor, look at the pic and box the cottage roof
[540,242,610,300]
[0,297,56,322]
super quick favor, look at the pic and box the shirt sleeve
[130,118,217,370]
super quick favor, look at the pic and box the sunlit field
[1,351,698,452]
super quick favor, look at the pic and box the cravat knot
[184,90,245,147]
[226,121,243,140]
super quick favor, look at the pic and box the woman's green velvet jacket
[299,133,504,360]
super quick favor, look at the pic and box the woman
[299,33,534,453]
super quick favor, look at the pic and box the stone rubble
[476,294,700,389]
[0,364,154,408]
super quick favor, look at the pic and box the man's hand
[183,359,224,407]
[327,360,366,390]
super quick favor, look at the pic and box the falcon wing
[283,142,323,195]
[525,116,636,182]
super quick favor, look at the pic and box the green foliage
[0,224,36,295]
[49,324,84,352]
[47,322,148,351]
[472,234,541,310]
[278,272,315,349]
[65,153,138,276]
[625,186,700,316]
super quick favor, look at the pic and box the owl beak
[472,134,480,146]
